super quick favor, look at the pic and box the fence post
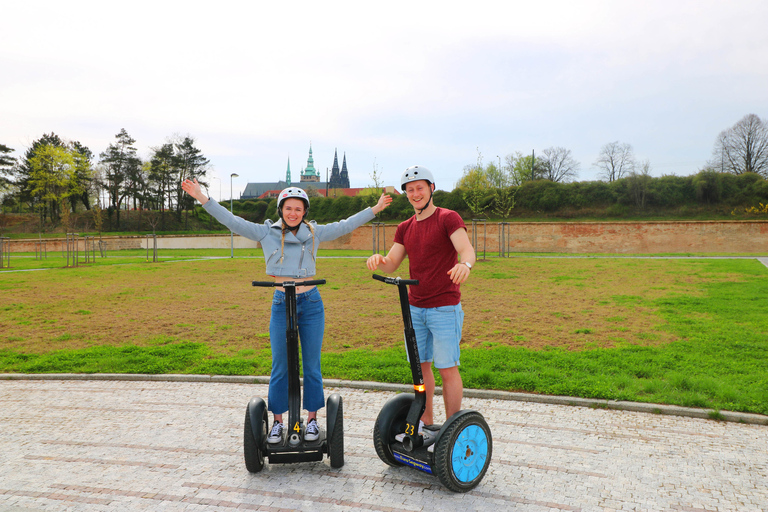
[371,222,385,255]
[146,234,158,262]
[66,233,80,268]
[499,222,512,257]
[0,237,9,268]
[471,219,486,261]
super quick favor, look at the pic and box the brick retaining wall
[4,221,767,254]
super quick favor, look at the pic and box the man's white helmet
[400,165,435,191]
[277,187,310,219]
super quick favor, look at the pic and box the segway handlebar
[372,274,419,286]
[252,279,327,287]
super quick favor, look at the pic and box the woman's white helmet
[400,165,435,191]
[277,187,310,219]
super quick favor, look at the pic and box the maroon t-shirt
[393,207,466,308]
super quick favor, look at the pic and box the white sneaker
[304,418,320,442]
[267,422,284,444]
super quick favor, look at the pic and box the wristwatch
[463,262,472,270]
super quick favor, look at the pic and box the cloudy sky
[2,0,767,200]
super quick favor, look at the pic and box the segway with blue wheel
[244,279,344,472]
[371,274,491,492]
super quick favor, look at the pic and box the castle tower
[301,144,320,182]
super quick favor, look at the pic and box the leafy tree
[17,133,66,212]
[0,144,16,211]
[506,151,546,185]
[99,129,142,229]
[594,141,636,182]
[692,169,723,205]
[0,143,15,188]
[147,143,176,228]
[458,151,490,218]
[173,136,210,221]
[28,144,76,223]
[68,141,95,212]
[711,114,768,177]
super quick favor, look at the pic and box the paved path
[1,379,767,512]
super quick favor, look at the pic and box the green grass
[1,253,767,416]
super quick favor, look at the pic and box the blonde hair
[280,219,316,264]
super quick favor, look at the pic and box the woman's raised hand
[181,178,209,205]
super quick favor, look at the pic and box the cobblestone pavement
[1,378,767,512]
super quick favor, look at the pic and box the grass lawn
[1,251,767,416]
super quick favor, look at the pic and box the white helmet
[277,187,310,219]
[400,165,435,191]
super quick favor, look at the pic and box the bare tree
[626,160,653,209]
[711,114,768,177]
[594,141,635,182]
[540,147,580,182]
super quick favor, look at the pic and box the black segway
[371,274,491,492]
[244,279,343,472]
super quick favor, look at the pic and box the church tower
[301,144,320,183]
[329,149,343,188]
[286,158,291,186]
[340,152,350,188]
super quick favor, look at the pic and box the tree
[17,133,65,212]
[69,141,95,212]
[505,151,546,185]
[172,136,209,221]
[0,144,15,208]
[711,114,768,177]
[0,143,14,188]
[594,141,635,182]
[540,146,580,182]
[626,160,652,209]
[99,129,142,229]
[28,144,76,224]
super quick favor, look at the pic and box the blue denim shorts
[407,303,464,369]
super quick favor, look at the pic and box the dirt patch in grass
[0,257,734,356]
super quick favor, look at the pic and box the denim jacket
[203,198,376,278]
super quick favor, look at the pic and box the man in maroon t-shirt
[367,165,476,434]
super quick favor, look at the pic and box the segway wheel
[327,396,344,468]
[373,394,413,467]
[434,411,492,492]
[243,403,267,473]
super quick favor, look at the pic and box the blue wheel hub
[451,424,489,483]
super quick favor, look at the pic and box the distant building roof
[255,186,400,200]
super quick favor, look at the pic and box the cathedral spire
[340,152,350,188]
[332,149,340,173]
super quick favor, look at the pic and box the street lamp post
[230,173,239,258]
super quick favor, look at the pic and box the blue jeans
[268,287,326,414]
[408,303,464,369]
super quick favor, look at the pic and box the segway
[371,274,491,492]
[244,279,344,472]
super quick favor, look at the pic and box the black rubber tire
[373,394,413,467]
[433,411,492,493]
[243,405,266,473]
[328,398,344,468]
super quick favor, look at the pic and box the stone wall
[4,221,767,254]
